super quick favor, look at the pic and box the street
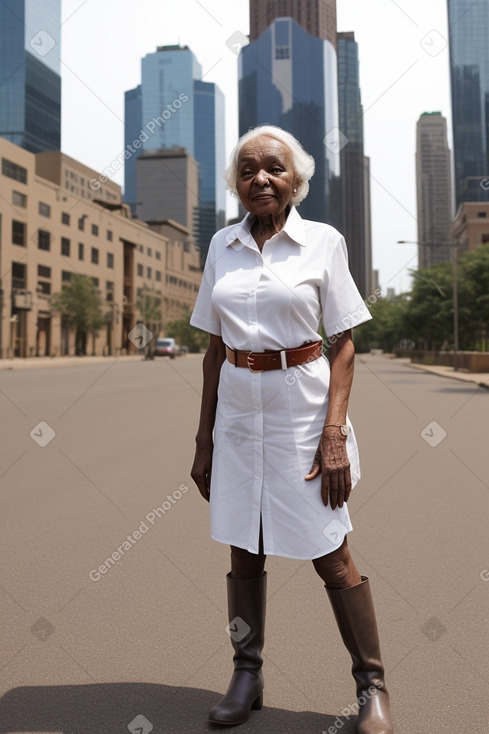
[0,353,488,733]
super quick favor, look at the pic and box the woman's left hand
[304,427,352,509]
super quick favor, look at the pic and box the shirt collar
[225,206,307,250]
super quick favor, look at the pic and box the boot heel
[251,692,263,710]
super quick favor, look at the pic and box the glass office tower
[239,17,340,226]
[447,0,489,205]
[337,31,369,295]
[124,45,225,261]
[0,0,61,152]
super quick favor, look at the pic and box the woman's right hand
[190,438,214,502]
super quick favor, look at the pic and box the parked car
[154,337,179,358]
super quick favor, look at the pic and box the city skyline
[58,0,451,294]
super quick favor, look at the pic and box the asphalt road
[0,353,487,733]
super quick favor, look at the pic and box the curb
[407,361,489,390]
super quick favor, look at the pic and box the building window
[78,215,86,230]
[37,281,51,295]
[92,277,99,288]
[275,46,290,59]
[91,224,99,236]
[39,202,51,217]
[2,158,27,184]
[12,191,27,207]
[147,247,152,256]
[107,252,114,269]
[38,230,51,251]
[62,271,72,283]
[477,211,487,218]
[78,242,84,260]
[38,265,51,278]
[155,251,161,260]
[137,263,143,277]
[156,270,161,282]
[61,212,70,225]
[91,247,99,264]
[12,220,26,246]
[147,267,152,279]
[61,237,71,256]
[106,281,114,302]
[107,229,113,241]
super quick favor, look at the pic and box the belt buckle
[246,351,263,373]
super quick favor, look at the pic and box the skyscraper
[0,0,61,152]
[249,0,337,45]
[337,31,370,296]
[447,0,489,206]
[239,16,341,227]
[124,45,225,262]
[416,112,453,267]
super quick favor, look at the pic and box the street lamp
[397,240,459,372]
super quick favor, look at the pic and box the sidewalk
[403,358,489,389]
[0,354,144,370]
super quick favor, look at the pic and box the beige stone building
[451,202,489,253]
[0,138,201,358]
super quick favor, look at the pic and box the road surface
[0,353,487,733]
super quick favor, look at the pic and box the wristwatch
[324,423,350,436]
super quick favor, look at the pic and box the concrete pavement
[0,354,487,733]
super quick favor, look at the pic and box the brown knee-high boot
[209,572,267,726]
[326,576,393,734]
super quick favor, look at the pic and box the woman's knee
[230,545,266,579]
[312,537,360,589]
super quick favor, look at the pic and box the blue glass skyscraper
[124,45,225,261]
[239,17,341,227]
[0,0,61,152]
[447,0,489,205]
[337,31,370,296]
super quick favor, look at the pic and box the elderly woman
[190,125,393,733]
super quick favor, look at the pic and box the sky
[59,0,451,295]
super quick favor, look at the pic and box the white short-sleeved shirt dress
[190,206,372,560]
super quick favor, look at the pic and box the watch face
[340,425,349,436]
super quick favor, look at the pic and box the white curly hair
[223,124,315,206]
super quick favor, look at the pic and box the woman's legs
[312,535,362,589]
[315,536,393,732]
[209,528,267,725]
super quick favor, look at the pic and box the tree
[166,308,209,353]
[352,295,409,353]
[402,246,489,351]
[51,274,105,355]
[136,290,162,356]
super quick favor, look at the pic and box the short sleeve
[189,234,222,336]
[320,235,372,337]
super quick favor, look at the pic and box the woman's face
[236,135,298,218]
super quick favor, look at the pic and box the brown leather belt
[225,340,323,372]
